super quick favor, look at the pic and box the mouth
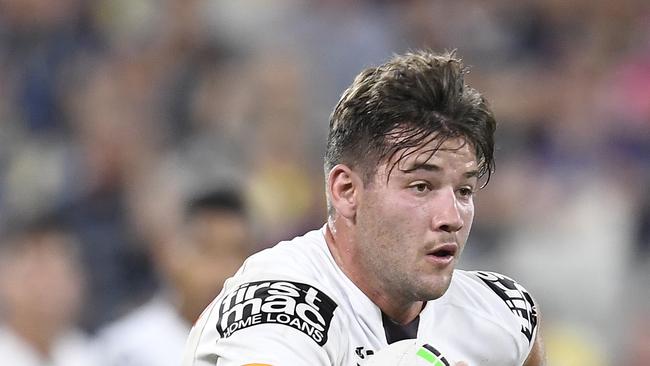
[425,243,458,265]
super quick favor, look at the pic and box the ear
[327,164,363,221]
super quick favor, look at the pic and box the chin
[421,273,454,300]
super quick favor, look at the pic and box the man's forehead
[391,137,478,169]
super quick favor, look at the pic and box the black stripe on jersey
[422,344,451,366]
[381,311,419,344]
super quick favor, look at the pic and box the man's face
[0,233,84,333]
[354,136,478,302]
[172,211,249,315]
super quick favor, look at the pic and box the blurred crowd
[0,0,648,365]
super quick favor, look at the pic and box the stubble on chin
[413,265,456,301]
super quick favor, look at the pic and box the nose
[431,187,463,233]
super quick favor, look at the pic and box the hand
[455,362,469,366]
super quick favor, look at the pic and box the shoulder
[421,270,541,365]
[181,228,354,365]
[211,228,342,344]
[227,227,336,290]
[183,228,346,364]
[448,270,540,351]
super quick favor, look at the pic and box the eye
[409,182,431,194]
[457,187,475,199]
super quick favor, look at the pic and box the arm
[523,295,546,366]
[455,319,546,366]
[522,322,546,366]
[472,271,546,366]
[215,326,334,366]
[183,314,338,366]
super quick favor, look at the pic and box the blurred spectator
[93,188,252,366]
[243,50,327,246]
[58,55,162,332]
[0,0,101,135]
[0,215,99,366]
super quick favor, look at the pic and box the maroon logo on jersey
[216,281,338,346]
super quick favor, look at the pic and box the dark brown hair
[325,50,496,185]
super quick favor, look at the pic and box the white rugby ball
[362,339,455,366]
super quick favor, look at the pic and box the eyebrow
[402,163,479,179]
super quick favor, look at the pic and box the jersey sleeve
[182,279,342,366]
[471,271,540,363]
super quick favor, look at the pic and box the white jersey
[183,226,538,366]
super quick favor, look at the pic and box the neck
[168,290,201,326]
[8,315,58,358]
[178,301,197,326]
[325,220,423,325]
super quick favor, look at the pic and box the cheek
[459,204,475,239]
[362,195,431,250]
[361,199,409,243]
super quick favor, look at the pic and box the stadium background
[0,0,648,365]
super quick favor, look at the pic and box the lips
[429,243,458,257]
[425,243,458,264]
